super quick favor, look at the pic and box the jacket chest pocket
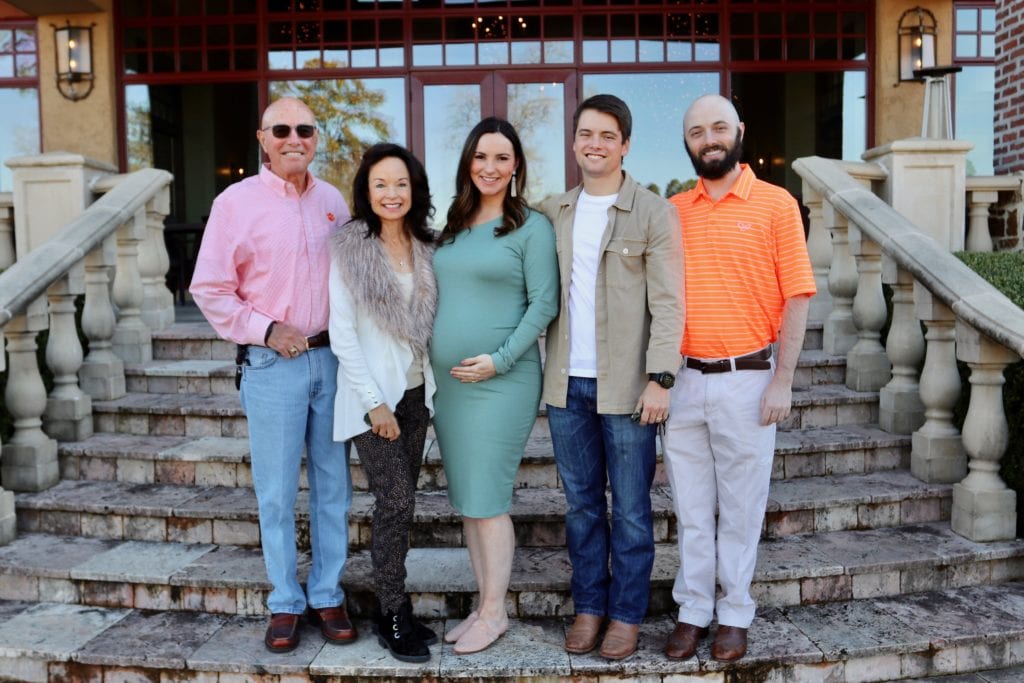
[604,237,646,282]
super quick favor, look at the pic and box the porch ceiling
[3,0,100,15]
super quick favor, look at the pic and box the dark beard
[687,130,744,180]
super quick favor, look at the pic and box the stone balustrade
[795,153,1024,543]
[0,155,174,545]
[964,175,1023,253]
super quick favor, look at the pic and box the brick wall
[994,0,1024,174]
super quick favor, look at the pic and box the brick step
[2,523,1021,621]
[57,423,911,494]
[89,383,880,440]
[3,581,1023,682]
[142,331,839,394]
[13,472,952,550]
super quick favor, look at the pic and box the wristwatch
[649,372,675,389]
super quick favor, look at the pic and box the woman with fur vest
[328,143,438,663]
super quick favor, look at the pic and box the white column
[0,196,13,270]
[911,287,965,484]
[878,258,925,434]
[822,201,858,356]
[965,189,997,253]
[2,313,59,492]
[801,183,833,324]
[951,323,1018,541]
[111,208,153,363]
[79,235,126,400]
[0,337,15,545]
[845,226,891,391]
[44,270,93,441]
[139,187,175,330]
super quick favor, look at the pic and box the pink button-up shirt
[190,164,350,345]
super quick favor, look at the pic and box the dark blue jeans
[547,376,657,625]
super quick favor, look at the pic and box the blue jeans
[241,345,352,615]
[547,376,657,625]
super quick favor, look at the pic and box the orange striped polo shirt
[669,164,816,359]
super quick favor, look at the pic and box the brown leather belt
[306,331,330,349]
[684,346,772,374]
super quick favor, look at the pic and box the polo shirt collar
[259,163,316,198]
[691,163,755,203]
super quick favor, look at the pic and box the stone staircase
[2,315,1024,682]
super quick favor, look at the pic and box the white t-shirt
[396,271,425,390]
[568,190,618,377]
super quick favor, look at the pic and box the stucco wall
[873,1,954,147]
[36,0,117,166]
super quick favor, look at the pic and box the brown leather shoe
[309,605,358,644]
[264,613,300,653]
[599,619,640,660]
[665,621,709,660]
[564,613,603,654]
[711,625,748,661]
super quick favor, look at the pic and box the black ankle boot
[376,600,430,663]
[371,598,438,646]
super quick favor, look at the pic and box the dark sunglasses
[263,124,317,139]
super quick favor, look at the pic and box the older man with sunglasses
[191,97,355,653]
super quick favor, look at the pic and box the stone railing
[0,160,174,546]
[964,175,1023,253]
[795,155,1024,543]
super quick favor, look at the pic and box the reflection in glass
[507,82,564,205]
[511,41,542,64]
[544,40,573,63]
[270,77,407,205]
[424,84,481,226]
[125,84,153,173]
[955,66,994,175]
[841,71,866,162]
[583,72,719,196]
[0,88,40,192]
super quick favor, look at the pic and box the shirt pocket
[603,237,647,283]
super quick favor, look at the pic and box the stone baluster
[2,312,59,491]
[822,201,858,356]
[44,268,93,441]
[112,208,153,363]
[0,200,13,270]
[951,323,1018,541]
[845,225,891,391]
[910,288,965,483]
[965,189,997,253]
[139,187,175,330]
[0,338,15,544]
[80,235,126,400]
[801,183,833,325]
[878,259,925,433]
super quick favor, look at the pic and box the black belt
[684,346,772,374]
[305,330,330,348]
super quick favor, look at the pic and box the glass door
[411,70,574,225]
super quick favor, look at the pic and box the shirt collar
[258,163,316,198]
[691,163,755,203]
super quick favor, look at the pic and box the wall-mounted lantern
[53,21,95,101]
[898,7,938,83]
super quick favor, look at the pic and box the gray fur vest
[331,221,437,360]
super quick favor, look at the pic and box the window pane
[423,83,480,225]
[0,88,40,192]
[955,65,994,175]
[956,8,977,32]
[980,35,995,58]
[582,71,719,194]
[956,34,977,59]
[980,8,995,32]
[507,81,564,204]
[270,77,407,205]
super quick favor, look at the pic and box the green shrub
[955,251,1024,536]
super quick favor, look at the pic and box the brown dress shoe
[665,621,709,660]
[599,620,640,660]
[264,613,301,653]
[564,613,603,654]
[309,605,358,644]
[711,625,748,661]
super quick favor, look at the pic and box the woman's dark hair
[439,116,528,244]
[348,142,435,244]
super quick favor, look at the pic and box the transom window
[0,21,40,192]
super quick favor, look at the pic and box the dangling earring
[510,172,518,198]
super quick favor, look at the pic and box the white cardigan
[328,261,436,442]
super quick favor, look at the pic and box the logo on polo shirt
[737,221,753,231]
[327,212,336,222]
